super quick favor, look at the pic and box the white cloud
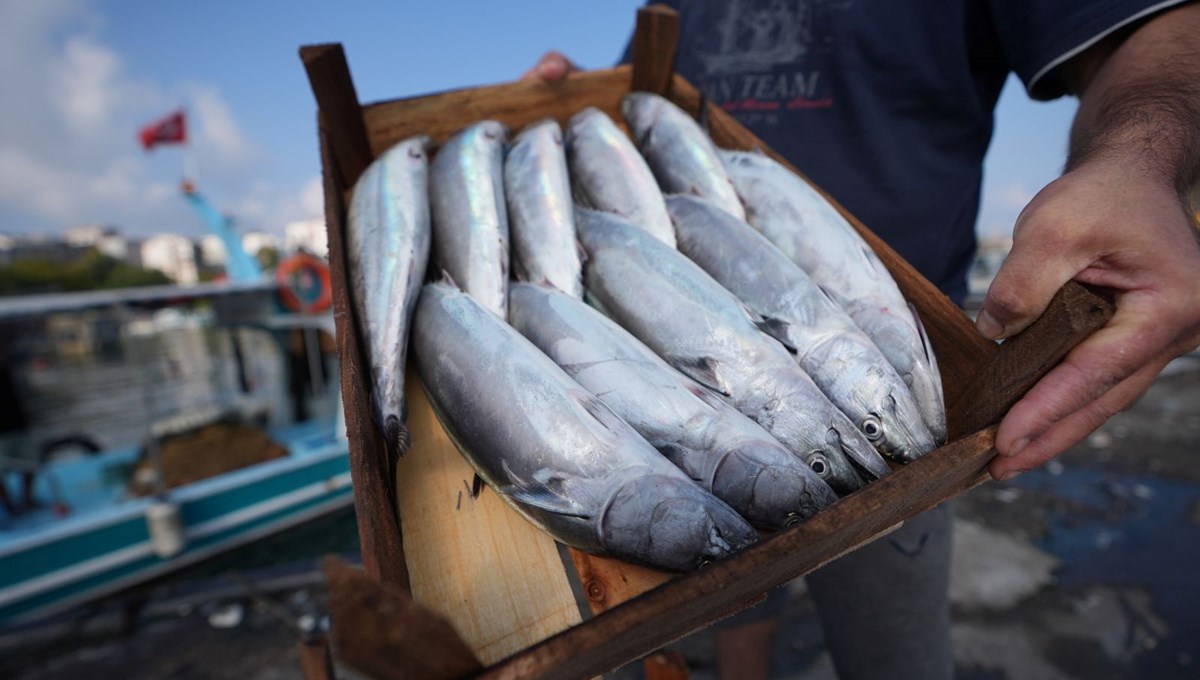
[0,2,318,241]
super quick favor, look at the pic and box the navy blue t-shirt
[626,0,1186,303]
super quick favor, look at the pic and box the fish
[508,282,838,528]
[720,150,948,443]
[666,195,936,463]
[346,135,432,456]
[621,92,746,220]
[576,207,891,495]
[565,106,676,247]
[429,120,510,317]
[413,280,758,572]
[504,118,583,298]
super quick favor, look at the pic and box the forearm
[1065,4,1200,199]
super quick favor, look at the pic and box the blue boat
[0,281,352,625]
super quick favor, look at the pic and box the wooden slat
[478,429,998,680]
[631,5,680,96]
[947,283,1115,439]
[397,368,584,665]
[316,126,409,590]
[360,67,634,154]
[300,44,374,190]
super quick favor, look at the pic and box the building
[65,224,130,262]
[284,218,327,258]
[199,234,228,268]
[141,235,200,285]
[242,231,281,259]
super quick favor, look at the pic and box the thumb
[976,233,1084,341]
[520,51,577,83]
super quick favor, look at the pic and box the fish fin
[816,283,847,309]
[669,355,730,397]
[753,316,798,354]
[697,88,711,133]
[684,381,729,410]
[575,390,628,434]
[439,269,462,290]
[501,463,591,519]
[575,238,588,266]
[908,302,944,388]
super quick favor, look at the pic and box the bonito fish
[621,92,745,220]
[346,135,432,456]
[504,119,583,298]
[720,150,947,443]
[576,207,891,495]
[508,282,837,528]
[666,195,935,463]
[413,281,757,571]
[430,120,510,317]
[565,107,676,247]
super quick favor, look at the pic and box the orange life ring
[276,253,332,313]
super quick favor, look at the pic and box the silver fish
[508,282,837,528]
[720,150,947,443]
[565,107,676,247]
[666,195,936,463]
[413,281,758,572]
[346,135,432,455]
[504,118,583,298]
[576,207,891,495]
[430,120,510,317]
[622,92,746,220]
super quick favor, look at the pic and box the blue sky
[0,1,1076,241]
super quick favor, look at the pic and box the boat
[0,280,351,625]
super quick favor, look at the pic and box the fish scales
[413,281,757,572]
[622,92,745,220]
[346,135,432,454]
[666,195,936,463]
[504,119,583,298]
[576,207,891,495]
[430,120,510,317]
[720,150,947,443]
[508,282,837,528]
[565,107,676,247]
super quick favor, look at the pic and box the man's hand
[520,51,578,83]
[979,4,1200,481]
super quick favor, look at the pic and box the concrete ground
[3,358,1197,680]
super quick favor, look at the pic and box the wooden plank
[947,283,1115,439]
[479,429,998,680]
[397,367,584,665]
[360,67,634,154]
[296,634,335,680]
[568,548,672,614]
[324,557,483,680]
[300,44,374,190]
[631,5,680,96]
[316,127,409,590]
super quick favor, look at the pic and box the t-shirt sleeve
[990,0,1191,100]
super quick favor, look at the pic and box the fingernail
[976,310,1003,339]
[1001,437,1029,457]
[998,469,1025,482]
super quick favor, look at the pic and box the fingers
[994,302,1166,454]
[519,51,577,83]
[988,355,1165,480]
[975,231,1083,340]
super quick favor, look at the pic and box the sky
[0,0,1077,241]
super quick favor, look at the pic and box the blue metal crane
[181,180,263,283]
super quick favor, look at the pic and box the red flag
[138,110,187,151]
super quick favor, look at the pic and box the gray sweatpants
[806,503,954,680]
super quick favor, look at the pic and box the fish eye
[808,452,830,478]
[862,416,883,441]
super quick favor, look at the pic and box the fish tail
[385,414,412,458]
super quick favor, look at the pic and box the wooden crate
[300,6,1112,679]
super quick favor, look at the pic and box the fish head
[600,474,758,572]
[859,390,937,464]
[710,447,838,529]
